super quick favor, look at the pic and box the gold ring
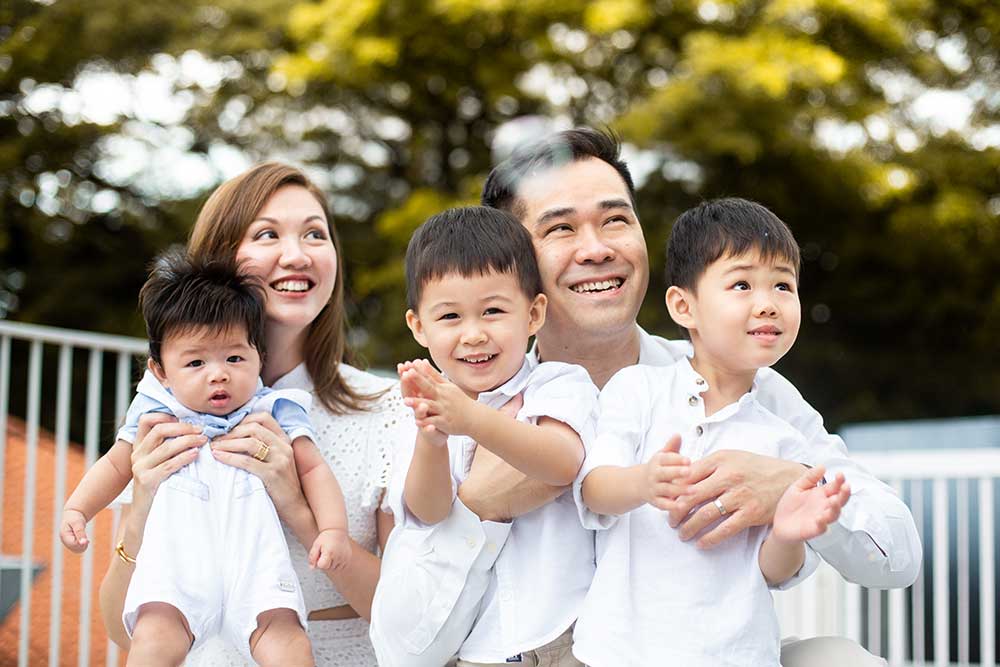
[252,440,270,462]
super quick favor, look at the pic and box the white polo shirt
[574,358,819,667]
[381,357,600,663]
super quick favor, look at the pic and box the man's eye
[227,355,244,363]
[732,281,750,291]
[545,224,572,236]
[186,360,204,368]
[604,216,628,226]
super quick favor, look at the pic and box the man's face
[514,157,649,341]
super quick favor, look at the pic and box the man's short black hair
[405,206,543,311]
[139,247,267,366]
[666,197,801,292]
[481,127,636,219]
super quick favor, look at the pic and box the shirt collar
[676,357,762,423]
[474,356,533,410]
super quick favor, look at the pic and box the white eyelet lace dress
[186,363,408,666]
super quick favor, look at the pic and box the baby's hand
[772,467,851,544]
[642,435,689,511]
[60,508,90,553]
[309,528,351,571]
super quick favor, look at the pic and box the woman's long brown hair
[188,162,380,414]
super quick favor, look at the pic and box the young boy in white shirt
[575,198,852,667]
[371,206,599,667]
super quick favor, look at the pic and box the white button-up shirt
[378,357,599,663]
[633,327,921,589]
[575,359,819,666]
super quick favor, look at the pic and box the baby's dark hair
[667,198,801,291]
[405,206,543,310]
[139,247,267,366]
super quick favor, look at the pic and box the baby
[61,249,349,666]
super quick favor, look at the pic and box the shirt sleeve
[754,368,922,588]
[271,396,317,443]
[115,393,172,444]
[519,362,600,444]
[574,366,651,530]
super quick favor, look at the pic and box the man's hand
[772,467,851,544]
[668,449,805,548]
[641,435,688,511]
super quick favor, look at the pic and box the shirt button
[696,426,704,436]
[465,537,478,549]
[695,378,705,385]
[688,396,699,406]
[486,541,497,553]
[499,590,513,602]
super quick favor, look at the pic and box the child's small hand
[397,360,425,400]
[60,509,89,553]
[401,359,477,437]
[642,435,689,511]
[309,528,351,571]
[772,467,850,544]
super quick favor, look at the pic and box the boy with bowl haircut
[371,206,599,667]
[574,198,852,667]
[60,249,350,666]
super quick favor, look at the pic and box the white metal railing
[775,449,1000,667]
[1,320,997,666]
[0,320,147,667]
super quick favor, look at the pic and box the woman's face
[235,185,338,336]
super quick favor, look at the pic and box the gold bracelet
[115,539,137,565]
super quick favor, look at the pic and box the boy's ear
[665,286,697,332]
[527,293,547,336]
[147,358,169,387]
[405,309,429,348]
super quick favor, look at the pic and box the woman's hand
[209,412,307,516]
[129,413,205,511]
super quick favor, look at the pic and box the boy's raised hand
[401,359,477,438]
[771,467,850,543]
[642,435,690,511]
[59,508,89,553]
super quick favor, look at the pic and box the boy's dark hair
[667,198,801,292]
[481,127,636,219]
[405,206,543,310]
[139,247,267,366]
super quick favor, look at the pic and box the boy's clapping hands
[641,435,690,511]
[398,359,477,440]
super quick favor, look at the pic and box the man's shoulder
[637,328,693,366]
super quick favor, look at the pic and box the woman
[99,162,410,665]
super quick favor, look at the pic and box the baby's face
[407,270,546,397]
[152,325,262,416]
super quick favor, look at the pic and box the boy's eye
[732,280,750,291]
[186,359,204,368]
[483,307,504,316]
[227,355,244,363]
[438,313,459,321]
[776,282,793,292]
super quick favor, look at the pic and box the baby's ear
[147,358,169,387]
[665,286,696,331]
[405,309,429,348]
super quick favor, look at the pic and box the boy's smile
[406,270,546,397]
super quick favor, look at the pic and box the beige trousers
[780,636,888,666]
[454,627,582,667]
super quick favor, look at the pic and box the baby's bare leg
[126,602,193,667]
[249,608,313,667]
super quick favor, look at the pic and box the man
[372,128,920,667]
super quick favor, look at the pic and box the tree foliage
[1,0,998,429]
